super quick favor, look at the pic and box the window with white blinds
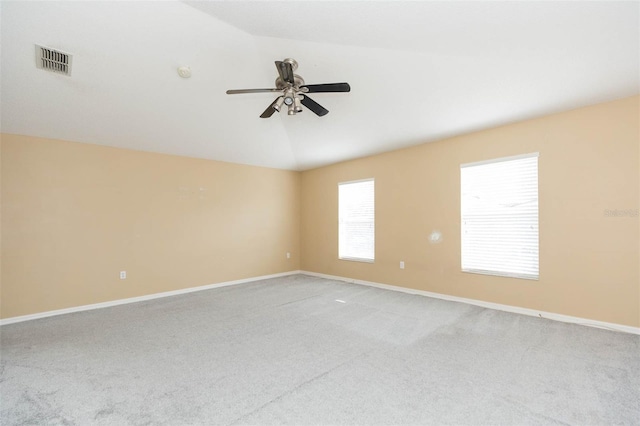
[461,153,539,280]
[339,179,375,262]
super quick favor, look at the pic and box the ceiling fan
[226,58,350,118]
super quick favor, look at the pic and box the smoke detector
[35,45,72,76]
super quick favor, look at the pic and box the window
[339,179,375,262]
[461,153,539,280]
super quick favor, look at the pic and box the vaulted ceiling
[1,1,638,170]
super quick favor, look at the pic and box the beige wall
[2,96,638,327]
[301,96,640,327]
[1,134,301,318]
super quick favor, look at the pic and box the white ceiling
[1,1,638,171]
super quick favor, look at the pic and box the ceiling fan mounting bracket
[282,58,298,71]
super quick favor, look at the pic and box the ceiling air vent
[35,45,72,76]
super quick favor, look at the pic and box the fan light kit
[226,58,350,118]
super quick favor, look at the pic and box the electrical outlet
[400,261,405,269]
[120,271,126,280]
[286,252,291,259]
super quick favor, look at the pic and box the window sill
[462,268,538,281]
[339,257,374,264]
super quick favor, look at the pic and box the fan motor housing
[275,74,305,90]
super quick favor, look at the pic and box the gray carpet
[1,274,638,425]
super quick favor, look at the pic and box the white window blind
[339,179,375,262]
[461,153,539,280]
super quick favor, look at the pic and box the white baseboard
[4,270,638,335]
[0,270,302,326]
[301,270,640,335]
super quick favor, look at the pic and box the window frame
[338,178,375,263]
[460,153,539,280]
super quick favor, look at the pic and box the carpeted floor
[1,274,639,425]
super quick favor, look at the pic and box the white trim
[338,178,375,262]
[339,257,375,263]
[0,271,302,326]
[300,271,640,335]
[5,270,637,336]
[338,177,375,186]
[460,151,539,168]
[462,269,539,281]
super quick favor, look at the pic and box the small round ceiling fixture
[177,66,191,78]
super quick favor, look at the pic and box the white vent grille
[35,45,72,76]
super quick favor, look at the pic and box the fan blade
[275,61,295,85]
[260,98,280,118]
[301,83,351,93]
[226,88,281,94]
[300,95,329,117]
